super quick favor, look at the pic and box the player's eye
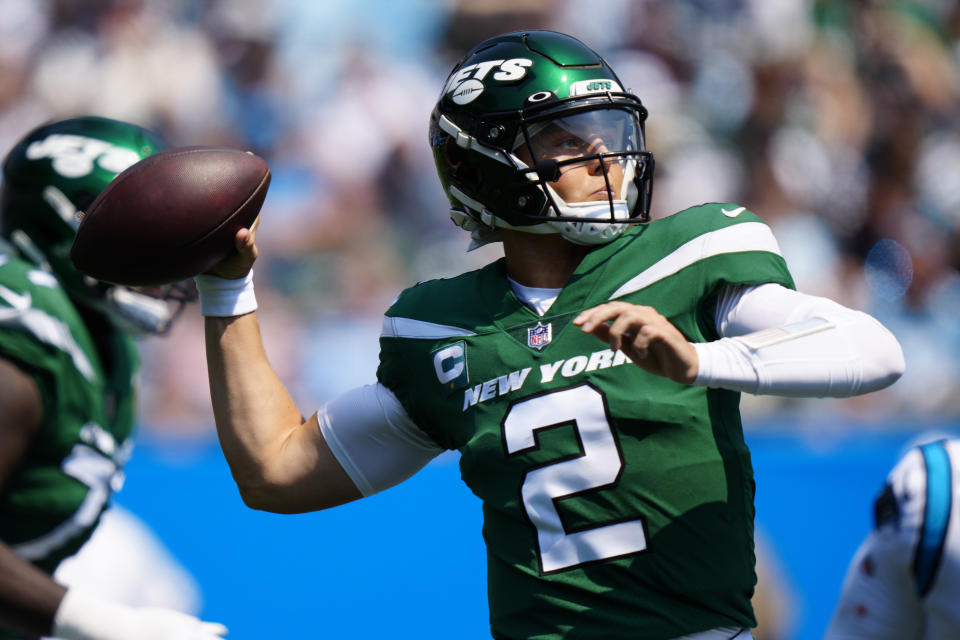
[542,134,587,157]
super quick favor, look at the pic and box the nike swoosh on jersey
[721,206,745,218]
[609,222,782,298]
[0,284,31,310]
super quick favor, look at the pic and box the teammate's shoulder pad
[0,253,66,304]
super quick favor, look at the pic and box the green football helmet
[429,30,654,246]
[0,116,193,333]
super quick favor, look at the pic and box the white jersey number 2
[502,383,647,573]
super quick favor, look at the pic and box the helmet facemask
[100,281,195,335]
[509,104,653,244]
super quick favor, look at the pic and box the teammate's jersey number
[502,383,647,573]
[13,441,119,561]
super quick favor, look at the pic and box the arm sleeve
[692,283,905,397]
[316,383,445,497]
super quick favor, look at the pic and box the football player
[823,436,960,639]
[0,117,227,640]
[198,31,905,639]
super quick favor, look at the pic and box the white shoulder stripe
[610,222,783,299]
[381,316,476,339]
[13,444,115,560]
[0,305,96,381]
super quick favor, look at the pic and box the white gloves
[52,588,228,640]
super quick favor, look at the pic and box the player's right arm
[202,224,364,513]
[204,311,363,513]
[202,226,444,514]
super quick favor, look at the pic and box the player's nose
[587,154,617,177]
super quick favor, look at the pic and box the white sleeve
[316,383,445,497]
[691,283,905,397]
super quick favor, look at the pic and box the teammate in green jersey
[196,31,905,639]
[0,117,227,640]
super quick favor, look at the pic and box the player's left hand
[574,302,699,384]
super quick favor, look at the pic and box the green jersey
[377,204,795,640]
[0,250,137,576]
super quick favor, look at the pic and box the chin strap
[448,185,627,248]
[448,186,559,250]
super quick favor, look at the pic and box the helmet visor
[518,108,642,164]
[512,107,650,222]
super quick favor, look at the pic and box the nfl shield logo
[527,322,553,350]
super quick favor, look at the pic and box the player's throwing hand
[574,302,699,384]
[206,216,259,280]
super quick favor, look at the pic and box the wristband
[194,270,257,317]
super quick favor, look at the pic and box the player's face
[515,109,638,205]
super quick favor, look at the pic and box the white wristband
[194,270,257,317]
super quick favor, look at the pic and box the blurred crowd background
[2,0,959,433]
[4,2,959,638]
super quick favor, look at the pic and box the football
[70,146,270,286]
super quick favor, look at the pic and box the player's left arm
[574,283,905,397]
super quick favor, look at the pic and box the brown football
[70,146,270,286]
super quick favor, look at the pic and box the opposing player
[0,117,227,640]
[823,436,960,639]
[199,32,905,639]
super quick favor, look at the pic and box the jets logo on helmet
[443,58,534,105]
[569,79,623,97]
[26,135,142,179]
[429,31,654,248]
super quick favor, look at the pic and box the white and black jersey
[825,438,960,640]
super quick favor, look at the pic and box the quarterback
[0,118,225,640]
[198,32,905,639]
